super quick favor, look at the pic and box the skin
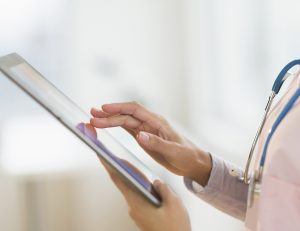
[90,102,213,231]
[101,160,191,231]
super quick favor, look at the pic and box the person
[89,71,300,231]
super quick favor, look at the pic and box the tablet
[0,53,161,207]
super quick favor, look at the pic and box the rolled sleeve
[184,154,248,220]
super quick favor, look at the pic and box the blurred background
[1,0,300,230]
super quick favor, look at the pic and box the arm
[184,154,248,220]
[90,102,247,225]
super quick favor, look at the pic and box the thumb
[137,131,178,155]
[153,180,176,205]
[137,132,184,169]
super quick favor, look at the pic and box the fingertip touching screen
[0,53,161,206]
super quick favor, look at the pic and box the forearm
[188,149,213,186]
[184,153,248,220]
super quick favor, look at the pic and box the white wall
[66,0,188,124]
[2,0,300,230]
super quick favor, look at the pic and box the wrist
[189,150,212,186]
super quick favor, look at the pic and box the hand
[90,102,212,186]
[101,159,191,231]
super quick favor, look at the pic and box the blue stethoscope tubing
[242,59,300,185]
[261,86,300,167]
[272,60,300,94]
[261,60,300,168]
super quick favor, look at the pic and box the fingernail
[92,107,100,112]
[153,180,161,186]
[139,132,149,143]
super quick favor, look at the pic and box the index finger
[102,102,159,123]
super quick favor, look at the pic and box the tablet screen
[0,53,161,206]
[76,122,157,195]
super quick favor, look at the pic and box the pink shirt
[184,72,300,230]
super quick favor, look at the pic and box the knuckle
[122,117,130,127]
[123,115,134,126]
[172,142,182,152]
[124,115,131,121]
[118,115,127,125]
[104,118,112,126]
[149,135,159,146]
[129,101,140,107]
[156,114,164,121]
[157,114,168,125]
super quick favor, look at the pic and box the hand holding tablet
[0,53,203,231]
[0,53,161,206]
[76,122,159,199]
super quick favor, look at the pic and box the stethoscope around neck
[235,59,300,207]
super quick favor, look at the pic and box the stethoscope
[232,59,300,207]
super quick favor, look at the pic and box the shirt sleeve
[184,153,248,220]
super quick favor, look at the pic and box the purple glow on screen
[76,123,153,191]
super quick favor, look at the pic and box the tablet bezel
[0,53,161,207]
